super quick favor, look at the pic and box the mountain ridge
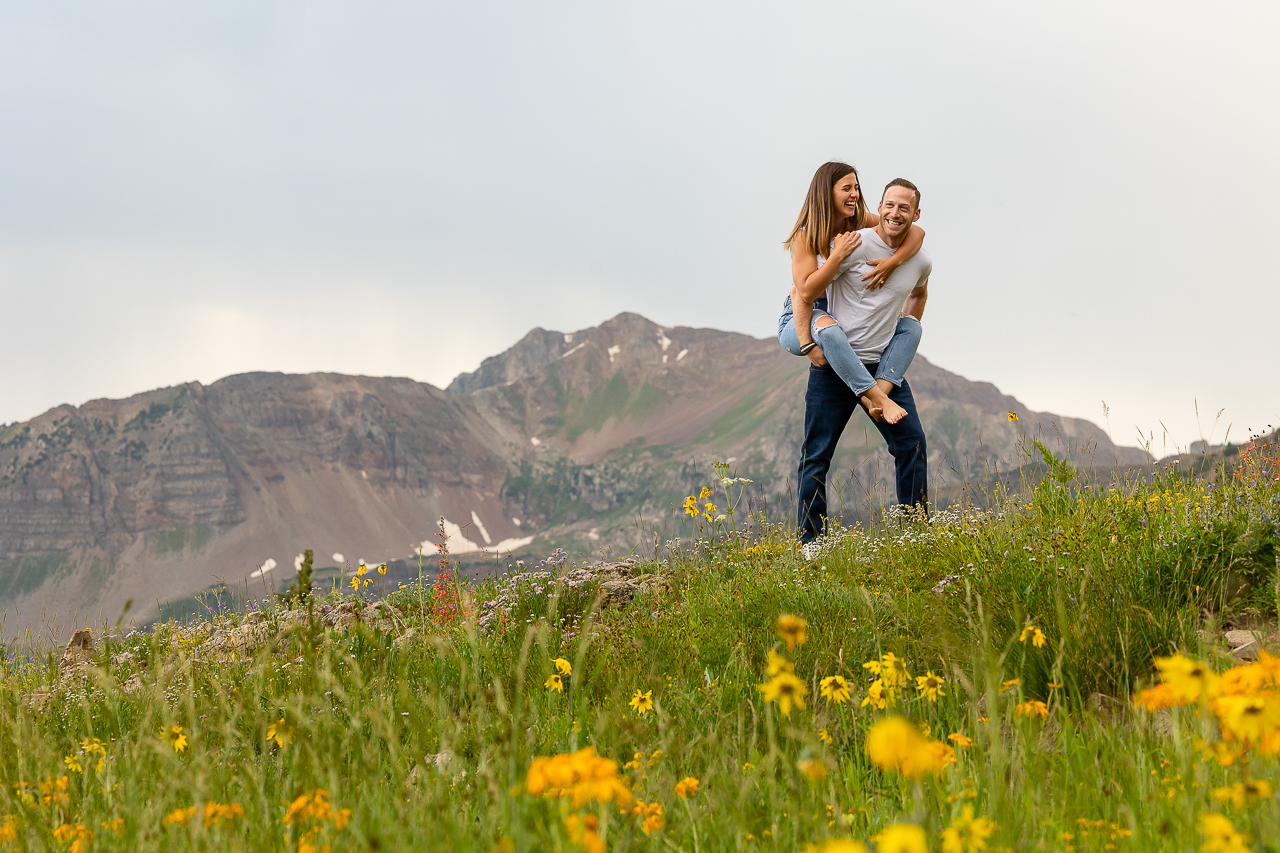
[0,312,1145,632]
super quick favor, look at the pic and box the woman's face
[831,172,861,221]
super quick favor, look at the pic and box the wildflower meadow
[1,433,1278,851]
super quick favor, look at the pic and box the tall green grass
[0,436,1277,851]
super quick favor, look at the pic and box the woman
[777,161,924,423]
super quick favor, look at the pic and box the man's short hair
[882,178,920,209]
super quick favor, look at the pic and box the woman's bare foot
[859,395,885,421]
[862,386,908,424]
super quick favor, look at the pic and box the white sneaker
[801,541,820,561]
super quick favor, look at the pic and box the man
[795,178,931,549]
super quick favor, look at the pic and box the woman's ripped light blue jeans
[777,295,921,396]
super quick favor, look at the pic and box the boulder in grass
[60,629,96,678]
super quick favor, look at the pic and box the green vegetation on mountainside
[0,435,1278,851]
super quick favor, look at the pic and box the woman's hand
[861,255,901,290]
[829,230,862,262]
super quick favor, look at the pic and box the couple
[777,162,931,551]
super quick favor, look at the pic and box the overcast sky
[2,1,1276,454]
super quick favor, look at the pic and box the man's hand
[807,348,828,367]
[861,255,900,290]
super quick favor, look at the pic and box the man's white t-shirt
[826,228,931,363]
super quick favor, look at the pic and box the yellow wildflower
[526,747,634,808]
[758,670,808,717]
[565,813,606,853]
[776,614,808,650]
[80,738,107,772]
[545,673,564,693]
[639,802,665,835]
[101,817,125,835]
[1007,413,1018,422]
[1197,812,1250,853]
[629,689,654,716]
[377,563,387,575]
[861,679,888,710]
[1015,701,1049,718]
[53,823,93,853]
[164,807,197,826]
[64,754,83,773]
[1000,679,1020,692]
[163,726,188,753]
[767,648,795,677]
[1212,780,1274,809]
[204,801,245,826]
[553,657,573,676]
[866,716,952,778]
[812,842,867,853]
[818,727,833,744]
[820,674,851,704]
[1154,654,1217,703]
[797,758,829,781]
[0,816,16,845]
[873,823,928,853]
[1214,693,1280,743]
[683,495,699,516]
[674,776,700,798]
[948,733,974,748]
[941,805,997,853]
[1134,683,1180,712]
[350,575,361,591]
[916,671,946,702]
[267,718,293,748]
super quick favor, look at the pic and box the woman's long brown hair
[783,161,869,257]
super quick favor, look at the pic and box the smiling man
[797,179,932,552]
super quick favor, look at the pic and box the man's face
[877,187,920,239]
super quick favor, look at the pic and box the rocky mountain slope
[0,312,1145,630]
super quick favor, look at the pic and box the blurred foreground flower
[866,717,954,778]
[759,671,808,717]
[776,614,808,650]
[873,823,928,853]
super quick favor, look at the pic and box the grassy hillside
[0,433,1277,851]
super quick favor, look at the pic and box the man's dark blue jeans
[797,361,928,543]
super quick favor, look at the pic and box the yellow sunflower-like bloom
[629,689,654,716]
[861,679,888,710]
[776,614,808,650]
[797,758,829,780]
[1134,683,1180,712]
[941,805,997,853]
[553,657,573,676]
[673,776,699,798]
[565,813,606,853]
[758,671,808,717]
[873,823,928,853]
[866,716,952,778]
[527,747,633,808]
[767,648,795,677]
[544,673,564,692]
[916,671,946,702]
[1015,701,1049,719]
[1212,779,1274,809]
[947,733,973,748]
[1197,812,1249,853]
[163,726,188,753]
[1214,693,1280,743]
[820,674,851,704]
[1154,654,1217,704]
